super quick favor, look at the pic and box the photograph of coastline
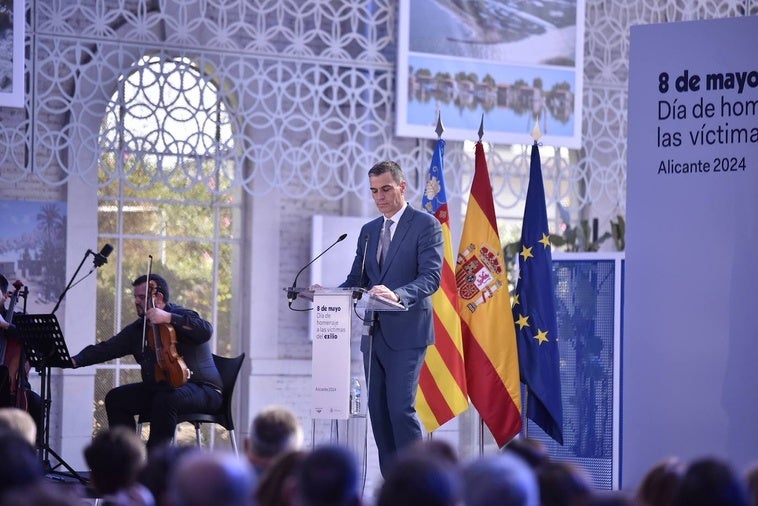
[396,0,584,147]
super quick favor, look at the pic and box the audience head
[587,490,642,506]
[0,481,85,506]
[636,457,685,506]
[84,426,148,496]
[295,444,361,506]
[673,456,749,506]
[0,408,37,447]
[462,452,539,506]
[377,454,461,506]
[168,450,256,506]
[246,405,304,475]
[402,438,459,466]
[745,462,758,506]
[538,460,593,506]
[0,430,44,497]
[138,444,197,506]
[503,437,550,471]
[256,450,308,506]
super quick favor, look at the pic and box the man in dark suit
[341,160,444,476]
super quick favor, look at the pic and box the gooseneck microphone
[352,234,370,303]
[92,243,114,268]
[287,233,347,308]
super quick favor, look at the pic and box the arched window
[93,55,242,441]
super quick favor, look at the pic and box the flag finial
[531,118,542,142]
[435,112,444,139]
[478,114,484,141]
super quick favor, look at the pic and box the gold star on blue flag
[513,141,564,445]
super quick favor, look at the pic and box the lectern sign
[311,292,352,419]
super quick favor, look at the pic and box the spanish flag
[417,138,469,432]
[455,141,522,446]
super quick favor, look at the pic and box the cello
[141,258,192,388]
[0,279,30,410]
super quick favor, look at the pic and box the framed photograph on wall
[396,0,584,148]
[0,0,25,108]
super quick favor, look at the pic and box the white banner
[625,16,758,488]
[310,292,352,419]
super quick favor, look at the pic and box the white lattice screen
[3,1,755,223]
[1,0,756,476]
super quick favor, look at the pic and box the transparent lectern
[286,286,405,420]
[285,286,406,489]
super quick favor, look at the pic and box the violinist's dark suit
[72,274,221,448]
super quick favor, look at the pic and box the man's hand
[369,285,400,303]
[146,307,171,325]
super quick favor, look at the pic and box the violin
[142,258,191,388]
[0,280,30,410]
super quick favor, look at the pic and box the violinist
[70,273,222,449]
[0,273,44,448]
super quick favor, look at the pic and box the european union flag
[513,141,564,444]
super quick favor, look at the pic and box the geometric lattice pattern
[3,1,756,225]
[9,1,755,231]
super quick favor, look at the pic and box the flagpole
[523,388,529,439]
[531,117,542,144]
[428,110,443,445]
[479,416,485,455]
[516,116,567,447]
[429,110,443,445]
[477,113,485,457]
[434,111,444,443]
[462,113,523,452]
[521,118,542,442]
[436,110,444,139]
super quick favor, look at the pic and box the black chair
[137,353,246,454]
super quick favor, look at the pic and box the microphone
[353,234,370,303]
[287,233,348,305]
[92,243,114,268]
[52,243,114,314]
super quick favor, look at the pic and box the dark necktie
[377,219,393,267]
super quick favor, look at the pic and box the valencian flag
[513,141,564,444]
[455,140,522,446]
[417,138,469,432]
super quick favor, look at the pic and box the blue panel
[525,259,617,489]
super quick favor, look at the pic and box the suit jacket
[72,302,222,390]
[341,204,444,351]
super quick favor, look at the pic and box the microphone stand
[51,249,95,314]
[287,233,347,310]
[351,234,370,309]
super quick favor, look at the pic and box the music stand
[12,313,86,484]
